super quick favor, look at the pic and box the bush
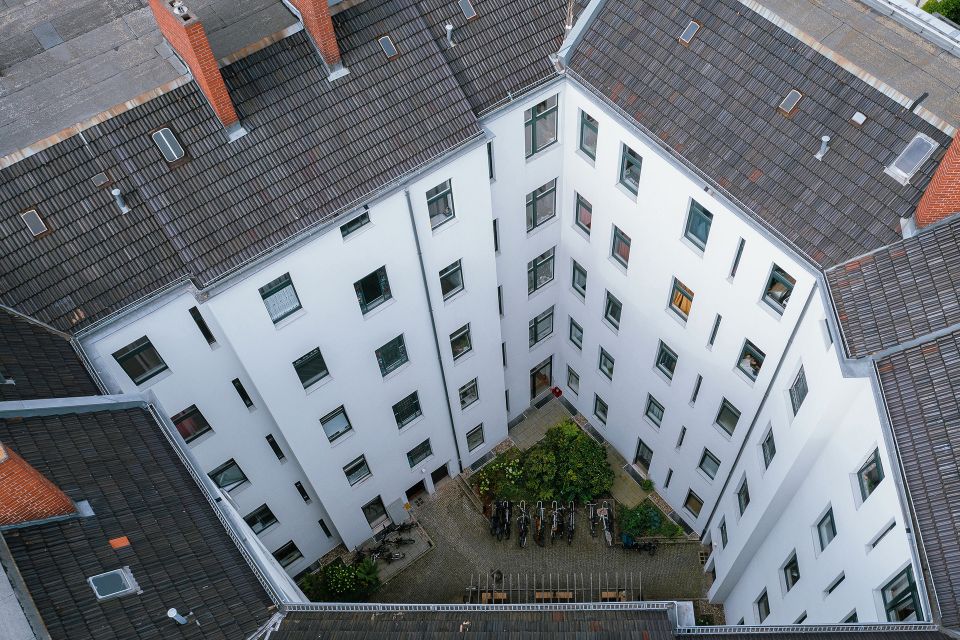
[639,478,654,492]
[922,0,960,23]
[299,558,380,602]
[619,501,684,538]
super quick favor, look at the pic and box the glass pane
[345,457,371,485]
[531,359,552,398]
[450,326,472,359]
[362,497,388,527]
[294,349,328,388]
[172,406,210,443]
[580,113,598,157]
[440,261,464,298]
[460,380,479,408]
[211,461,246,491]
[467,425,485,451]
[322,409,352,442]
[576,196,592,231]
[685,202,713,248]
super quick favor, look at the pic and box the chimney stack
[0,443,76,528]
[148,0,246,139]
[286,0,348,79]
[915,134,960,228]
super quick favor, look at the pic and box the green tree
[299,558,380,602]
[922,0,960,23]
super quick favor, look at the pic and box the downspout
[404,189,464,474]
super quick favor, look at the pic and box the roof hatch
[778,89,802,116]
[678,21,700,46]
[21,209,48,237]
[378,36,399,60]
[885,133,937,185]
[459,0,477,20]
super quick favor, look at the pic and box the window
[266,434,284,460]
[354,266,392,313]
[244,504,278,535]
[498,286,503,316]
[817,509,837,550]
[756,590,770,622]
[699,449,721,480]
[209,459,247,492]
[598,347,615,379]
[795,612,808,624]
[526,179,557,231]
[886,133,938,185]
[611,226,631,266]
[594,394,609,424]
[459,379,479,409]
[171,405,211,443]
[527,247,555,293]
[575,193,592,234]
[529,307,554,347]
[189,307,215,344]
[21,209,49,237]
[572,261,588,298]
[293,348,329,388]
[655,341,678,379]
[450,324,473,360]
[569,318,584,349]
[427,179,455,229]
[295,481,311,503]
[113,337,167,385]
[493,219,500,252]
[151,127,186,163]
[690,375,702,404]
[340,212,370,238]
[604,291,622,329]
[761,428,776,468]
[826,572,845,595]
[882,567,920,621]
[664,469,673,488]
[407,439,433,467]
[737,479,750,514]
[707,314,721,346]
[393,392,422,427]
[233,378,255,408]
[778,89,803,116]
[378,35,399,59]
[685,490,703,517]
[376,335,408,375]
[843,611,858,624]
[678,20,700,44]
[737,340,766,380]
[87,568,138,601]
[466,424,485,451]
[579,111,598,159]
[567,366,580,395]
[273,541,303,568]
[645,395,664,426]
[858,449,885,501]
[715,399,741,435]
[670,278,694,319]
[729,238,745,278]
[684,200,713,249]
[487,141,495,179]
[501,342,507,367]
[320,406,352,443]
[319,519,332,537]
[635,439,653,471]
[530,357,552,399]
[439,260,464,299]
[344,455,372,485]
[783,553,801,591]
[676,426,687,448]
[719,519,728,547]
[259,273,301,324]
[524,94,558,157]
[362,496,388,528]
[619,145,643,194]
[871,521,897,549]
[763,265,796,312]
[790,367,808,414]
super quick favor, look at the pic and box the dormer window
[151,127,186,164]
[378,35,399,60]
[21,209,49,237]
[88,567,139,601]
[885,133,937,186]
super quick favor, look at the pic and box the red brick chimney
[915,134,960,228]
[0,444,75,527]
[287,0,348,78]
[148,0,245,136]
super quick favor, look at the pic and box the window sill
[452,351,475,366]
[443,288,467,306]
[342,220,374,243]
[185,429,216,447]
[680,235,706,258]
[524,141,559,164]
[573,223,591,243]
[643,416,662,430]
[254,522,280,538]
[361,297,397,320]
[134,367,173,389]
[460,397,480,412]
[615,181,639,202]
[328,430,356,449]
[527,279,556,300]
[408,454,435,471]
[304,374,334,396]
[575,148,596,167]
[653,367,674,386]
[273,308,307,331]
[430,216,459,235]
[227,480,252,497]
[382,361,412,382]
[571,286,586,302]
[529,335,554,352]
[734,367,758,388]
[602,318,620,336]
[349,475,374,490]
[713,424,734,441]
[526,215,558,238]
[758,298,787,322]
[665,308,688,329]
[696,468,717,484]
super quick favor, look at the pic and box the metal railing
[676,623,939,634]
[281,601,673,613]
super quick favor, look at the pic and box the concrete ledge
[860,0,960,57]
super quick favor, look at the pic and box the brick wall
[289,0,342,67]
[0,444,75,526]
[916,134,960,228]
[148,0,239,127]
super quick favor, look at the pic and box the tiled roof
[877,330,960,629]
[826,216,960,358]
[0,408,274,639]
[681,632,952,640]
[0,307,98,400]
[566,0,952,269]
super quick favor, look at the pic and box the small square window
[524,95,559,157]
[344,455,372,485]
[273,541,303,568]
[171,405,212,443]
[293,348,329,388]
[645,395,664,426]
[244,504,278,535]
[611,227,631,266]
[716,399,740,435]
[567,366,580,395]
[569,317,584,349]
[259,273,302,324]
[670,278,694,319]
[340,212,370,238]
[761,428,776,468]
[88,568,139,601]
[320,406,353,442]
[594,394,609,424]
[376,335,408,376]
[684,201,713,249]
[783,553,801,591]
[450,324,473,360]
[459,378,479,409]
[579,111,598,159]
[684,490,703,517]
[439,259,464,299]
[699,449,721,479]
[393,391,422,427]
[362,496,388,528]
[737,479,750,514]
[619,145,643,194]
[210,459,248,492]
[427,180,455,229]
[737,340,766,380]
[599,347,615,379]
[526,179,558,231]
[604,291,622,329]
[113,336,168,385]
[466,424,485,451]
[817,508,837,550]
[529,306,554,347]
[790,367,808,414]
[858,449,884,501]
[528,247,556,294]
[575,193,593,234]
[764,265,796,312]
[655,341,678,379]
[407,438,433,467]
[572,261,588,298]
[354,266,392,314]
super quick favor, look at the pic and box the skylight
[885,133,937,185]
[678,21,700,45]
[378,36,399,60]
[88,567,139,601]
[151,127,185,164]
[459,0,477,20]
[778,90,803,116]
[21,209,48,237]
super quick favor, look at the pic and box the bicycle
[587,502,598,538]
[517,501,529,548]
[503,500,513,540]
[495,499,507,542]
[534,500,546,547]
[566,500,575,545]
[598,500,613,547]
[385,536,416,546]
[550,501,560,545]
[384,521,415,534]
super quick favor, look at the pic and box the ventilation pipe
[111,188,131,214]
[167,608,191,625]
[815,135,831,161]
[445,24,455,48]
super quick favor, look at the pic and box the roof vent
[21,209,48,237]
[778,89,803,116]
[445,24,455,48]
[111,189,131,214]
[885,133,938,185]
[851,111,867,127]
[88,567,140,601]
[459,0,477,20]
[678,21,700,46]
[815,135,831,161]
[378,35,399,60]
[167,608,193,625]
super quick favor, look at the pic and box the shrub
[639,478,654,492]
[922,0,960,23]
[619,501,685,538]
[300,558,380,602]
[473,448,524,501]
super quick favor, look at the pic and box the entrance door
[530,356,552,400]
[431,465,449,485]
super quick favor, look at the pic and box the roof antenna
[565,0,576,33]
[815,135,831,161]
[111,188,131,214]
[445,24,455,48]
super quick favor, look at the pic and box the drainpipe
[404,189,464,474]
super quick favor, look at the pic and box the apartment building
[1,0,959,632]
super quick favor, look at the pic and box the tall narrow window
[684,201,713,249]
[266,434,285,460]
[676,426,687,448]
[699,449,721,480]
[319,519,332,537]
[755,590,770,622]
[763,265,796,312]
[575,193,592,234]
[524,95,558,157]
[635,439,653,471]
[493,219,500,252]
[376,335,408,376]
[293,348,329,388]
[407,439,433,467]
[716,399,741,435]
[439,259,464,299]
[343,456,372,486]
[320,406,353,443]
[572,261,588,298]
[295,481,311,502]
[645,395,664,426]
[426,179,455,229]
[459,379,479,409]
[171,405,211,443]
[684,490,703,517]
[526,179,558,231]
[737,340,766,380]
[466,424,485,451]
[487,141,495,180]
[498,286,503,316]
[858,449,885,501]
[113,337,168,385]
[354,266,392,314]
[719,519,728,547]
[817,508,838,550]
[569,317,584,349]
[527,247,555,293]
[783,553,801,591]
[598,347,615,379]
[259,273,301,324]
[529,307,554,347]
[619,145,643,194]
[729,238,745,278]
[882,567,920,621]
[449,324,473,360]
[826,573,845,595]
[670,278,694,320]
[737,479,751,514]
[761,429,777,468]
[393,391,422,427]
[664,469,673,488]
[707,314,722,346]
[611,227,631,266]
[232,378,254,408]
[189,307,216,344]
[579,111,599,159]
[604,291,622,329]
[790,367,808,414]
[594,394,609,424]
[655,341,678,379]
[690,375,703,404]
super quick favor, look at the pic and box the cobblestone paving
[371,478,710,604]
